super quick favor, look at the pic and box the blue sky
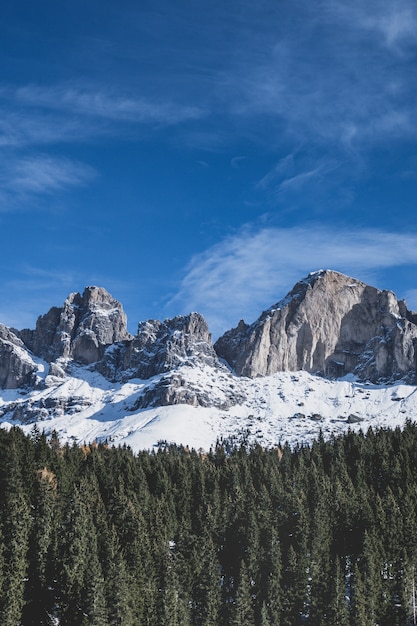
[1,0,417,337]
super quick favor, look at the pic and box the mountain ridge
[3,269,417,392]
[1,269,417,450]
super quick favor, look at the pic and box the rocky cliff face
[98,312,220,382]
[215,270,417,382]
[18,286,131,364]
[0,324,37,389]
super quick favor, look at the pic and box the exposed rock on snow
[130,367,246,411]
[347,414,364,424]
[215,270,417,382]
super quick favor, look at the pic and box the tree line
[1,421,417,625]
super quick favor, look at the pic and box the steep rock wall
[18,286,130,364]
[215,270,417,382]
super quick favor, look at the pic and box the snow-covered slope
[1,359,416,451]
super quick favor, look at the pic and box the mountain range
[1,269,417,451]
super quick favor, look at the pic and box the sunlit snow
[1,360,416,451]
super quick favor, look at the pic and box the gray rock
[215,270,417,382]
[310,413,323,421]
[128,368,245,411]
[98,312,220,380]
[347,414,364,424]
[18,286,131,364]
[95,311,239,408]
[1,395,94,424]
[3,269,417,412]
[48,362,66,379]
[0,324,37,389]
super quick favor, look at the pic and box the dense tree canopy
[1,422,417,624]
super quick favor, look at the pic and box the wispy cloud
[255,154,345,206]
[231,156,247,169]
[15,84,206,125]
[216,0,417,153]
[0,108,86,148]
[329,0,417,50]
[8,155,96,194]
[4,265,78,292]
[256,154,296,191]
[0,154,96,209]
[1,0,415,163]
[0,81,206,151]
[169,226,417,337]
[0,1,415,215]
[0,78,207,210]
[277,168,322,192]
[0,266,79,328]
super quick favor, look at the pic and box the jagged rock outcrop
[0,395,94,424]
[97,312,222,381]
[0,324,37,389]
[215,270,417,382]
[128,369,244,411]
[18,286,131,365]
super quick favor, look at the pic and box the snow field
[1,360,416,451]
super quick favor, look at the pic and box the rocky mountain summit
[215,270,417,382]
[96,312,235,408]
[98,312,219,381]
[1,270,417,449]
[1,270,416,420]
[0,286,234,411]
[17,286,130,365]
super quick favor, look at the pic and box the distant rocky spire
[17,286,131,364]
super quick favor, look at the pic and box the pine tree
[308,489,332,625]
[21,466,59,625]
[161,552,191,626]
[349,563,367,626]
[0,489,31,625]
[260,527,281,625]
[106,480,146,621]
[191,531,221,626]
[0,434,32,625]
[105,526,135,625]
[280,489,308,626]
[232,561,255,626]
[57,478,107,625]
[82,546,107,626]
[361,530,383,625]
[327,557,349,626]
[281,544,306,626]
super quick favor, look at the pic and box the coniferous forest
[1,424,417,625]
